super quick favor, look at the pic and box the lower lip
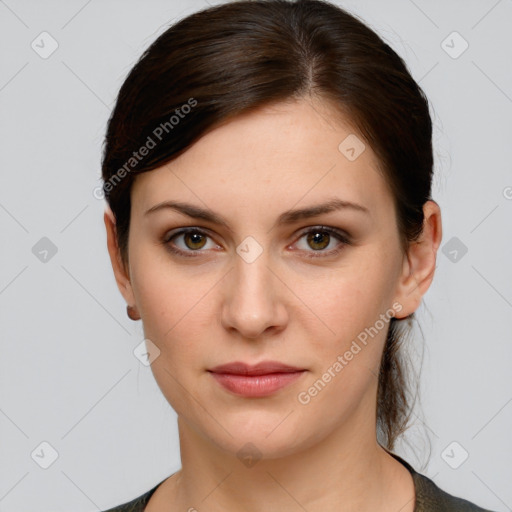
[209,371,306,397]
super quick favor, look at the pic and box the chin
[199,414,319,463]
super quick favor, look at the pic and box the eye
[292,226,350,258]
[162,226,351,259]
[163,228,219,258]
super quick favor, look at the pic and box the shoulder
[412,470,497,512]
[388,451,497,512]
[101,479,164,512]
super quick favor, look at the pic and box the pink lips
[208,361,306,397]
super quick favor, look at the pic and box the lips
[208,360,305,376]
[207,361,307,397]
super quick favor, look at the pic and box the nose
[220,248,289,340]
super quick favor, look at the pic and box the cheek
[130,237,205,324]
[307,259,395,344]
[294,267,393,421]
[128,248,212,361]
[133,264,214,413]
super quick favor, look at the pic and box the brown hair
[101,0,433,452]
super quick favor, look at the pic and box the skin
[104,97,442,512]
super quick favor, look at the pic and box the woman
[101,0,495,510]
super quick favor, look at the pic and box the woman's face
[106,98,425,460]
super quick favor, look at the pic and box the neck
[168,406,413,512]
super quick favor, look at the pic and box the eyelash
[162,226,351,259]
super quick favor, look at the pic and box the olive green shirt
[102,453,496,511]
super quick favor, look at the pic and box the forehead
[131,98,394,224]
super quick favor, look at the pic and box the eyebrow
[144,197,369,230]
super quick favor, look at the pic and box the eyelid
[295,225,350,243]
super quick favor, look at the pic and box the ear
[104,206,136,308]
[393,200,442,319]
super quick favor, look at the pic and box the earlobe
[103,206,136,308]
[393,200,443,319]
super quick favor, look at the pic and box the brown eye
[294,226,351,259]
[163,228,216,258]
[183,231,207,250]
[306,231,331,251]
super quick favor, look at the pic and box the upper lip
[208,361,305,376]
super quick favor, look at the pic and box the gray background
[0,0,511,510]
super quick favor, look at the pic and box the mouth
[207,361,307,397]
